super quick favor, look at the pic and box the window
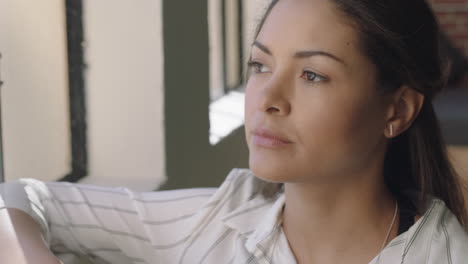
[209,0,244,101]
[208,0,268,145]
[222,0,244,94]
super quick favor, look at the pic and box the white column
[81,0,166,191]
[0,0,71,182]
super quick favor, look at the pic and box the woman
[1,0,467,263]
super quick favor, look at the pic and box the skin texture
[244,0,424,263]
[0,208,62,264]
[245,0,387,184]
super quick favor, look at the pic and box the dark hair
[251,0,467,226]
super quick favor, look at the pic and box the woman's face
[244,0,388,183]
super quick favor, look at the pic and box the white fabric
[0,168,467,264]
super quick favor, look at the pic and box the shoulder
[428,199,467,241]
[379,198,468,264]
[1,168,265,215]
[425,199,468,263]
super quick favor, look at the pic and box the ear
[384,85,424,138]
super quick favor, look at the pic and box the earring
[389,124,394,137]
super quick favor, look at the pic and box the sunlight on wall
[0,0,70,182]
[80,0,165,191]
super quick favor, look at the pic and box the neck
[281,169,398,263]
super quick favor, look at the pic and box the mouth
[252,128,293,148]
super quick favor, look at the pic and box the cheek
[244,81,255,117]
[295,91,384,174]
[244,79,261,142]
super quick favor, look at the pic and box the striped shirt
[0,168,467,264]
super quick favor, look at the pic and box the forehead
[256,0,360,59]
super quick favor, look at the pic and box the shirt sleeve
[0,178,217,264]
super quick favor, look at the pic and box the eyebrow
[253,41,346,66]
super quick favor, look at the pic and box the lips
[252,128,292,145]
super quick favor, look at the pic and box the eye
[247,60,271,74]
[300,71,327,82]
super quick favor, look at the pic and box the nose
[257,77,291,116]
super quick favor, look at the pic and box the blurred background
[0,0,466,192]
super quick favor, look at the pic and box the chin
[249,158,296,183]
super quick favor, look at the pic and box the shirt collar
[220,175,453,263]
[221,191,286,253]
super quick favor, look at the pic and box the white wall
[0,0,71,182]
[80,0,166,191]
[0,0,165,191]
